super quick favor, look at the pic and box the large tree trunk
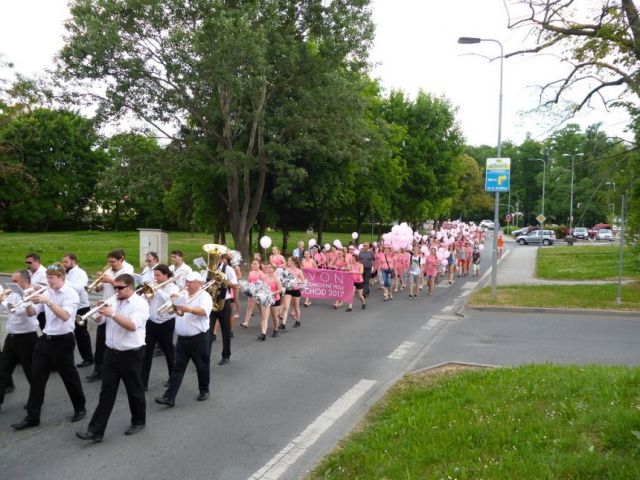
[317,210,324,245]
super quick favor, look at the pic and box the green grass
[308,364,640,480]
[0,230,377,273]
[537,246,640,281]
[469,284,640,311]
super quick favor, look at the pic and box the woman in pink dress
[240,260,265,329]
[330,250,347,309]
[312,245,326,269]
[281,257,306,328]
[269,247,286,270]
[259,263,282,341]
[425,246,439,295]
[300,250,317,307]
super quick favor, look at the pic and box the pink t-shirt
[426,255,438,276]
[248,270,265,284]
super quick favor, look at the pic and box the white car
[596,229,613,241]
[479,220,495,230]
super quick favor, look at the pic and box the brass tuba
[202,243,228,312]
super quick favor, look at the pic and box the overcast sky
[0,0,631,147]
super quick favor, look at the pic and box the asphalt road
[1,243,638,480]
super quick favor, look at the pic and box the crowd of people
[0,221,486,442]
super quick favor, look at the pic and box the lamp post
[605,182,616,221]
[458,36,503,299]
[562,152,584,232]
[528,158,547,218]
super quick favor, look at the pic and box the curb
[465,305,640,318]
[410,360,500,375]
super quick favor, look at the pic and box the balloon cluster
[381,222,415,250]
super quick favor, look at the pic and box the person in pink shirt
[240,260,265,329]
[330,251,347,309]
[269,247,286,270]
[425,246,439,295]
[325,246,337,269]
[346,253,365,311]
[373,245,385,288]
[394,247,410,292]
[312,245,326,269]
[280,257,305,329]
[258,264,282,341]
[300,251,317,307]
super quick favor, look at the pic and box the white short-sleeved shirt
[170,263,193,289]
[102,264,135,300]
[96,293,149,351]
[140,264,157,284]
[149,282,180,323]
[34,283,79,335]
[221,264,238,300]
[65,265,90,309]
[30,265,47,288]
[0,291,38,334]
[174,291,213,337]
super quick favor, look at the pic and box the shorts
[410,273,421,283]
[472,263,480,272]
[273,299,282,307]
[286,289,301,298]
[354,282,364,290]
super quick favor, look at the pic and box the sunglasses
[113,285,129,291]
[25,261,33,265]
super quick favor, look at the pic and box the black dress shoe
[154,397,175,407]
[76,360,94,368]
[76,430,103,442]
[197,392,209,401]
[11,418,39,430]
[70,409,86,422]
[257,334,266,341]
[271,330,279,337]
[124,424,145,436]
[218,357,229,366]
[294,321,301,328]
[279,323,286,330]
[86,372,101,382]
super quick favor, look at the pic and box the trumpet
[137,274,183,300]
[85,265,110,293]
[0,285,11,302]
[76,294,118,327]
[9,287,44,313]
[157,287,189,316]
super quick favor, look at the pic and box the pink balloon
[440,259,448,266]
[444,251,451,259]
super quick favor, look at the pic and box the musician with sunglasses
[12,263,87,431]
[76,274,149,442]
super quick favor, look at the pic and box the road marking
[462,281,478,289]
[248,379,377,480]
[422,318,441,330]
[432,315,459,321]
[436,282,452,288]
[459,290,473,297]
[387,341,416,359]
[441,305,455,312]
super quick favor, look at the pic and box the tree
[58,0,373,255]
[451,154,493,220]
[0,108,107,230]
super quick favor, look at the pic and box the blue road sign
[485,157,511,192]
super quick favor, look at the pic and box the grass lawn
[537,245,640,281]
[468,284,640,311]
[0,230,377,273]
[308,364,640,480]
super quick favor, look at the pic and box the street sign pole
[485,158,511,298]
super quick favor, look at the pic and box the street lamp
[562,152,584,232]
[458,36,504,299]
[528,158,547,219]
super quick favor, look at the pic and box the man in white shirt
[141,264,179,391]
[169,250,192,289]
[292,241,305,259]
[208,253,238,366]
[0,270,39,408]
[86,250,135,383]
[62,253,94,368]
[155,272,213,407]
[12,263,87,431]
[140,252,159,284]
[76,273,149,442]
[26,252,47,330]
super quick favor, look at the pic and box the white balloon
[324,243,331,251]
[308,238,317,247]
[333,239,342,248]
[259,236,272,249]
[479,244,485,251]
[351,232,358,240]
[420,245,428,254]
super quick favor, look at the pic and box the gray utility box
[138,228,169,267]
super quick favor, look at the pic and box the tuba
[202,243,228,312]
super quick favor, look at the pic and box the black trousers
[363,267,372,296]
[209,300,231,359]
[26,333,86,421]
[92,323,106,375]
[87,347,146,435]
[74,307,94,362]
[141,319,175,389]
[0,332,37,404]
[165,332,210,401]
[37,312,46,331]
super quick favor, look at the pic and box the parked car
[479,219,495,230]
[516,229,556,246]
[596,228,614,241]
[512,226,539,237]
[572,227,589,239]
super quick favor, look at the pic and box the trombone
[137,274,183,300]
[76,294,118,327]
[156,278,214,317]
[85,265,110,293]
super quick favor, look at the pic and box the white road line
[441,305,455,312]
[459,290,473,297]
[387,341,416,360]
[432,315,459,321]
[462,281,478,289]
[248,379,377,480]
[421,318,441,330]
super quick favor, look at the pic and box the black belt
[42,333,74,340]
[178,332,206,339]
[106,346,144,353]
[8,331,38,338]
